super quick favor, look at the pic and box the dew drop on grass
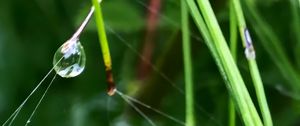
[245,46,256,60]
[53,38,86,78]
[244,28,256,60]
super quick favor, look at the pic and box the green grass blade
[181,1,195,126]
[184,0,262,125]
[195,0,262,125]
[248,60,273,125]
[232,0,273,125]
[229,1,238,126]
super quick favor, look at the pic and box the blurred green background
[1,0,300,125]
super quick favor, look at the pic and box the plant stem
[181,1,195,126]
[249,60,272,125]
[231,0,273,125]
[91,0,116,96]
[229,1,238,125]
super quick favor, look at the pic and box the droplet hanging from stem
[53,38,86,78]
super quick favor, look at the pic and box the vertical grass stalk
[91,0,116,96]
[229,1,238,125]
[181,1,195,126]
[231,0,273,125]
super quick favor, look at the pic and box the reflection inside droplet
[53,38,86,78]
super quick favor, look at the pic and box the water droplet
[245,46,256,60]
[53,38,86,78]
[244,28,252,45]
[243,28,256,60]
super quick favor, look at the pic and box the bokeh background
[0,0,300,125]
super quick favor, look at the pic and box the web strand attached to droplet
[25,74,57,126]
[2,57,63,126]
